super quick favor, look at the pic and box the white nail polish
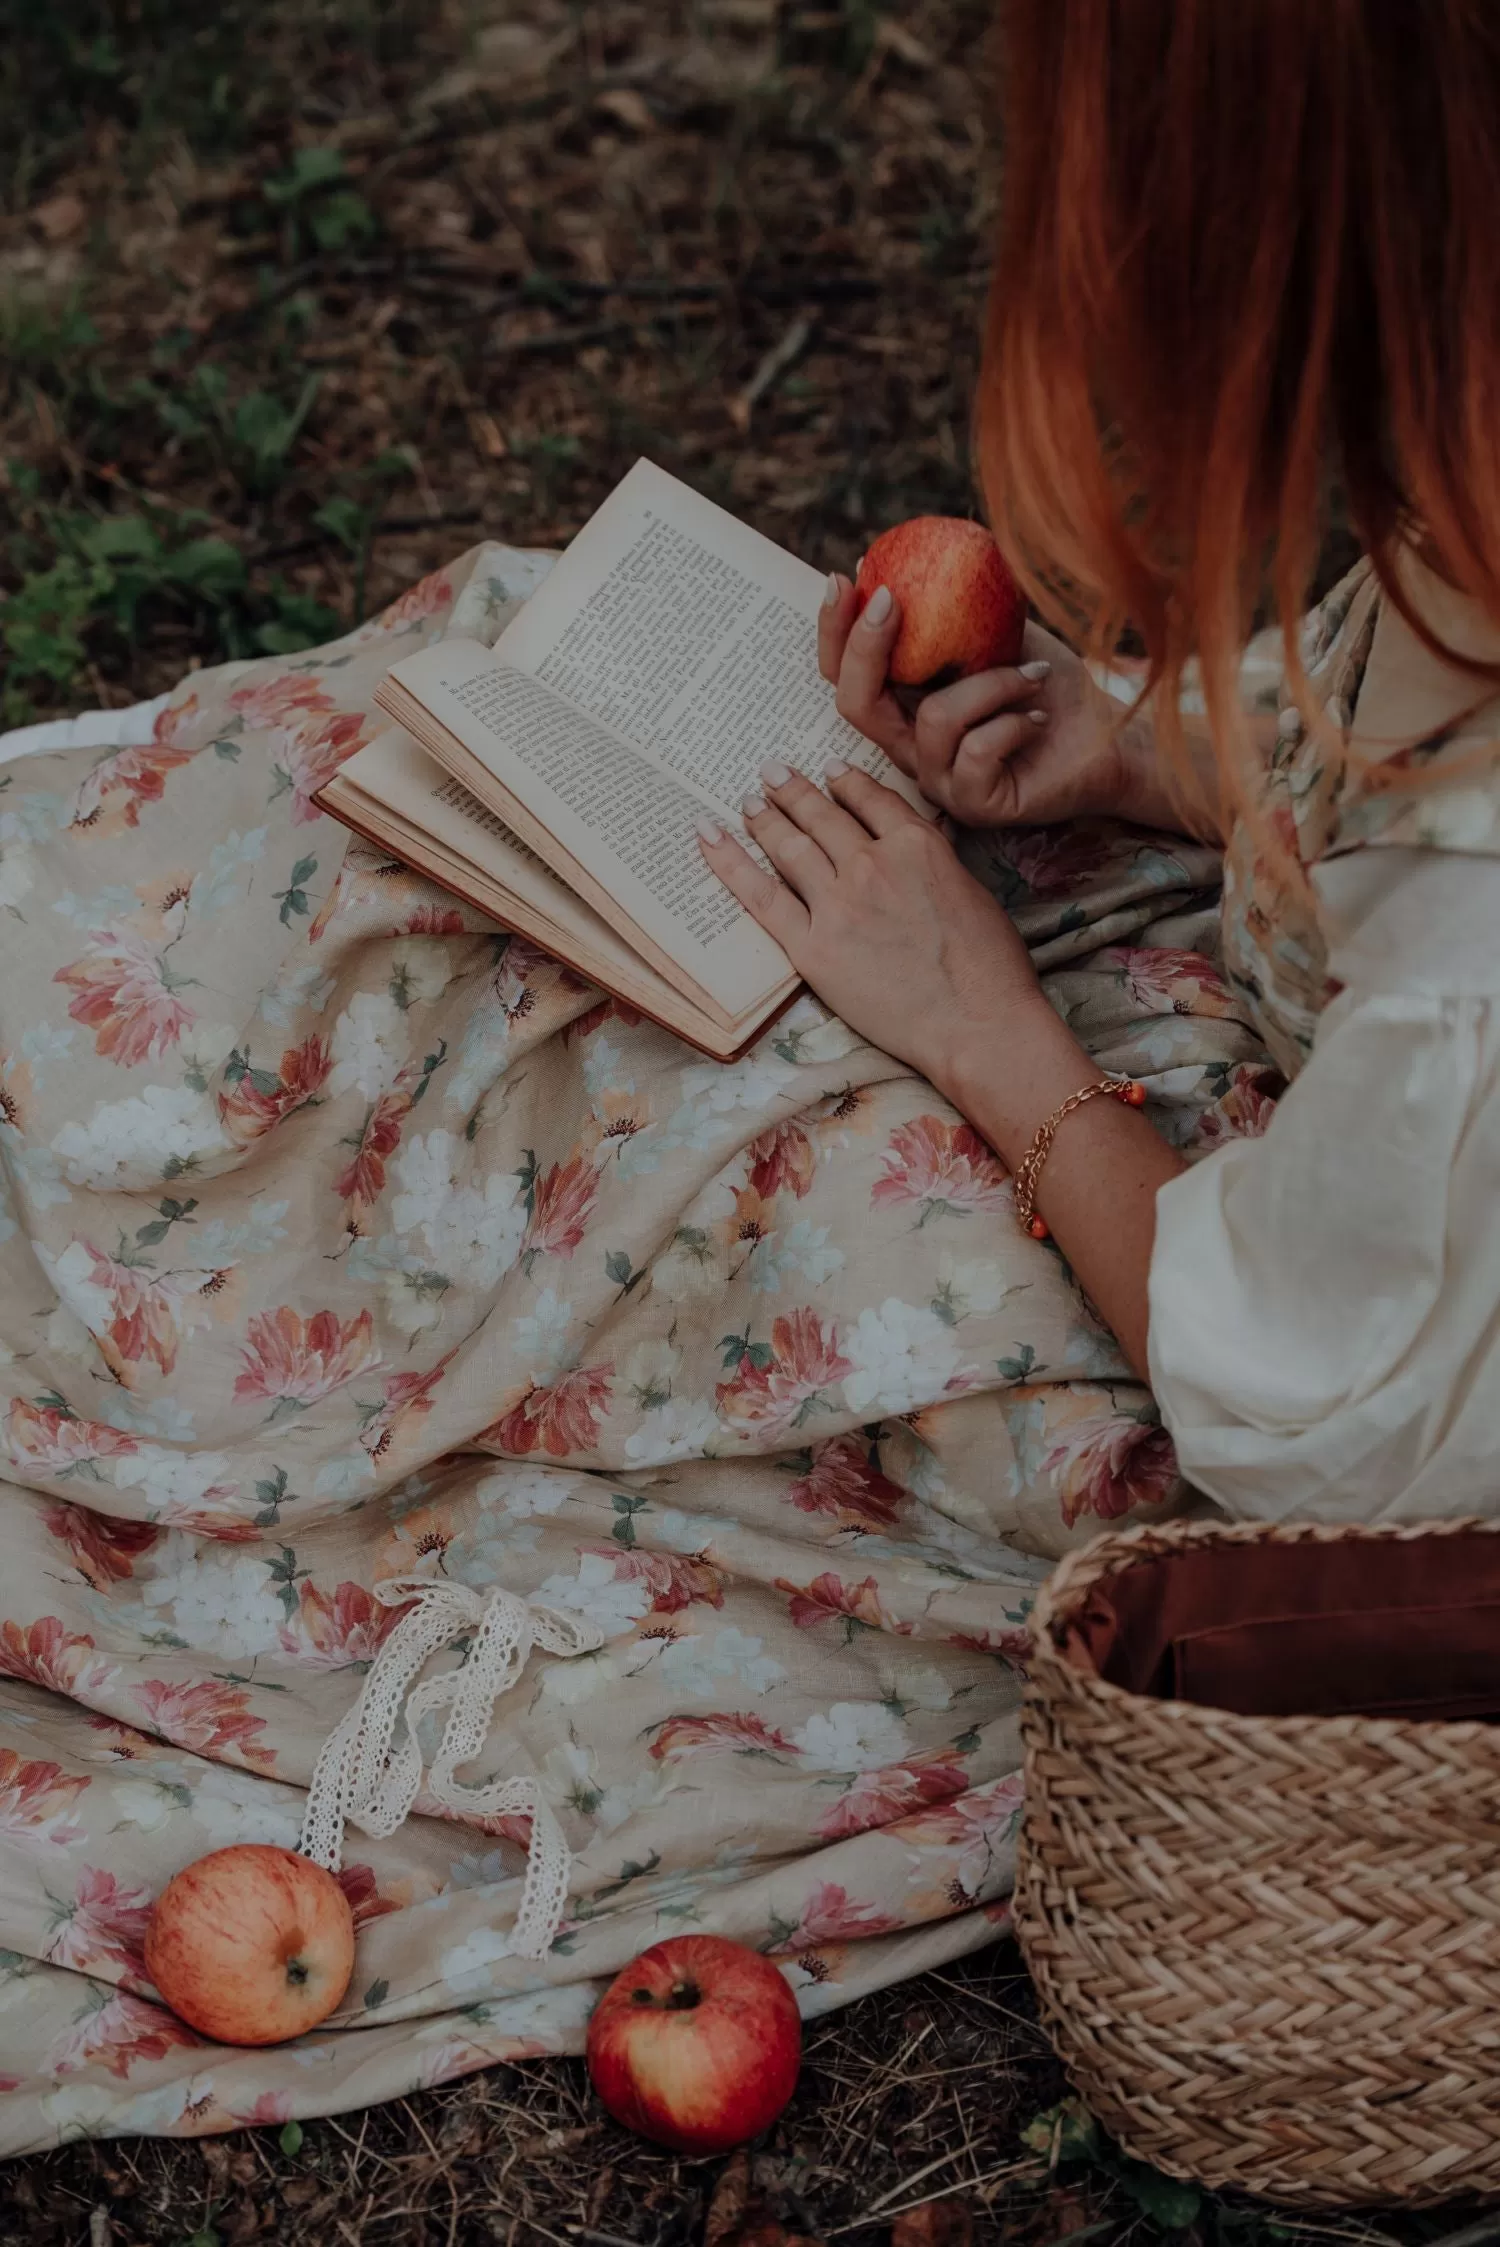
[823,572,841,607]
[863,584,893,627]
[695,815,725,842]
[1019,659,1051,680]
[1028,709,1048,725]
[741,790,767,816]
[760,757,792,786]
[822,756,850,780]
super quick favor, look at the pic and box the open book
[316,459,926,1060]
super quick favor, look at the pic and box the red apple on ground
[853,516,1026,685]
[586,1934,802,2154]
[144,1844,355,2046]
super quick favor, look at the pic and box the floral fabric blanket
[0,547,1271,2151]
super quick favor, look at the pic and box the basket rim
[1026,1513,1500,1754]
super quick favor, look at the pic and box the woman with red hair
[703,0,1500,1522]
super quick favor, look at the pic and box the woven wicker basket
[1014,1516,1500,2208]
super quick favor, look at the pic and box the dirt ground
[0,5,1480,2244]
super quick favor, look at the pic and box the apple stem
[286,1958,310,1987]
[666,1981,700,2012]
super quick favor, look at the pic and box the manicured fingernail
[1019,659,1051,680]
[823,572,841,607]
[822,756,849,780]
[695,815,725,842]
[741,790,766,816]
[1028,708,1048,725]
[862,584,893,627]
[760,757,792,787]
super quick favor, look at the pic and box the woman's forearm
[936,996,1187,1378]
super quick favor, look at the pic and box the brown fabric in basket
[1062,1532,1500,1719]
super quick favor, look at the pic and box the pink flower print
[745,1120,817,1202]
[1101,944,1237,1018]
[401,903,467,936]
[815,1751,971,1842]
[480,1362,614,1460]
[54,927,196,1066]
[650,1711,800,1762]
[1195,1064,1283,1150]
[777,1571,911,1637]
[336,1862,402,1930]
[229,671,337,731]
[899,1770,1027,1899]
[784,1436,907,1529]
[0,1749,89,1852]
[366,567,454,638]
[47,1988,200,2081]
[360,1357,450,1463]
[334,1086,413,1212]
[772,1881,904,1952]
[284,705,369,823]
[591,1548,725,1615]
[234,1306,382,1413]
[66,1240,219,1383]
[46,1866,156,1980]
[999,824,1113,896]
[871,1114,1010,1221]
[0,1617,113,1698]
[217,1034,332,1148]
[523,1153,601,1264]
[44,1501,160,1587]
[233,2091,295,2128]
[7,1401,139,1482]
[715,1308,852,1441]
[133,1678,275,1770]
[69,696,202,829]
[281,1580,400,1670]
[1041,1411,1179,1528]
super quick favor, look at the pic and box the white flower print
[110,1778,191,1835]
[329,989,409,1100]
[676,1051,797,1117]
[477,1465,576,1521]
[750,1219,845,1295]
[49,882,136,928]
[440,1922,515,1993]
[652,1508,729,1553]
[536,1650,621,1706]
[19,1021,75,1087]
[0,846,35,910]
[189,1765,303,1850]
[392,1130,527,1289]
[536,1551,653,1638]
[510,1288,574,1380]
[195,827,267,916]
[622,1337,681,1403]
[39,1241,115,1337]
[583,1035,634,1104]
[656,1628,785,1699]
[934,1253,1015,1322]
[390,940,453,1007]
[258,961,336,1029]
[881,1662,955,1713]
[51,1083,225,1190]
[112,1446,236,1512]
[842,1298,964,1416]
[140,1538,286,1656]
[623,1397,719,1466]
[793,1700,912,1773]
[540,1738,603,1816]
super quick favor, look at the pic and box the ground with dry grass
[0,7,1480,2245]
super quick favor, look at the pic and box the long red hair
[979,0,1500,829]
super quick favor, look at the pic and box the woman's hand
[697,757,1054,1097]
[818,575,1192,834]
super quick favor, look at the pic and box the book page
[490,458,930,819]
[378,641,796,1022]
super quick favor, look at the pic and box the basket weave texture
[1014,1516,1500,2208]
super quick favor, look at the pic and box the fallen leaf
[705,2149,753,2247]
[595,87,655,134]
[32,192,86,242]
[891,2199,973,2247]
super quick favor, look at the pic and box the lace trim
[298,1576,603,1961]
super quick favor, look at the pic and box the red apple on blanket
[144,1844,355,2045]
[586,1934,802,2153]
[854,516,1027,685]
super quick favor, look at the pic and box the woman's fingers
[737,785,837,902]
[833,583,907,745]
[822,761,927,836]
[910,663,1049,798]
[817,572,858,684]
[695,824,809,948]
[944,712,1049,821]
[755,759,869,863]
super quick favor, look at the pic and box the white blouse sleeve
[1147,847,1500,1524]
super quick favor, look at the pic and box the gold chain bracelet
[1013,1076,1148,1241]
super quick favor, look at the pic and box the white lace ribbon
[298,1576,603,1961]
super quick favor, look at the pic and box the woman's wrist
[931,991,1104,1169]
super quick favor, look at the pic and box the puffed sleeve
[1147,848,1500,1523]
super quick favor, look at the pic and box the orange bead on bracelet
[1012,1077,1148,1242]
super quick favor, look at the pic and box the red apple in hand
[586,1934,802,2154]
[854,516,1026,686]
[144,1845,355,2046]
